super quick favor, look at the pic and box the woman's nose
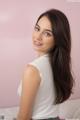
[36,32,42,40]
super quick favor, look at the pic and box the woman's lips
[34,41,43,46]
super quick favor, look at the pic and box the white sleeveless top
[18,54,59,119]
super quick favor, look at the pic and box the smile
[34,41,43,46]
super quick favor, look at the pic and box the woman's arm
[17,64,41,120]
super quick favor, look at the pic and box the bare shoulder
[25,64,39,73]
[23,64,41,84]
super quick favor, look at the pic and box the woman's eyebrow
[36,23,53,33]
[44,29,53,33]
[35,23,40,27]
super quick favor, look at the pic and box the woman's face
[32,16,55,56]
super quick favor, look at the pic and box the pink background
[0,0,80,107]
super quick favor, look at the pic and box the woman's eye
[34,27,39,32]
[44,32,52,37]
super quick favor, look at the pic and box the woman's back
[18,54,59,119]
[25,54,59,119]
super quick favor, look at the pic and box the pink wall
[0,0,80,107]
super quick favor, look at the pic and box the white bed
[59,99,80,119]
[0,99,80,120]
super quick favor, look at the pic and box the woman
[17,9,74,120]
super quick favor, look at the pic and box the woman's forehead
[37,16,52,30]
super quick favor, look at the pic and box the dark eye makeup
[34,24,53,37]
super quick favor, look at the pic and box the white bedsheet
[0,99,80,120]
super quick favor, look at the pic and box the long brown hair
[36,9,74,104]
